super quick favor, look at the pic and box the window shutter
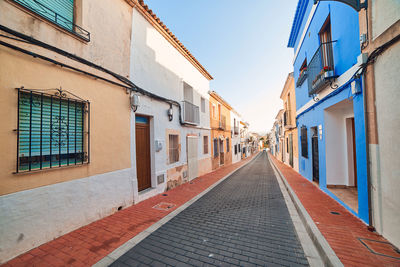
[19,92,84,170]
[20,0,74,30]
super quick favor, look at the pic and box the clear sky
[146,0,298,134]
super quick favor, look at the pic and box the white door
[187,136,198,181]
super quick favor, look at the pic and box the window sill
[7,0,90,43]
[13,162,89,175]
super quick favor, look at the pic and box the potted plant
[323,66,334,78]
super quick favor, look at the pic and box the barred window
[301,126,308,158]
[226,138,230,152]
[17,88,89,173]
[168,134,179,164]
[213,138,219,158]
[203,135,208,154]
[234,144,237,155]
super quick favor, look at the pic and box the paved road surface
[110,152,309,266]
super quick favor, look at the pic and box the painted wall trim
[292,4,318,64]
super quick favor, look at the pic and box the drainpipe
[361,69,374,231]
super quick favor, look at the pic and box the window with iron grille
[16,88,89,173]
[301,126,308,158]
[203,135,208,154]
[226,138,230,152]
[213,138,219,158]
[168,134,179,164]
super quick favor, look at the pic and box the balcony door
[319,16,333,69]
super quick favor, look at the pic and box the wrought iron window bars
[12,0,90,41]
[15,87,90,173]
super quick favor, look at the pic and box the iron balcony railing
[182,101,200,125]
[308,41,337,96]
[284,110,295,129]
[219,115,226,130]
[296,68,307,87]
[12,0,90,41]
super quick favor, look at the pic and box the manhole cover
[153,202,176,211]
[358,237,400,260]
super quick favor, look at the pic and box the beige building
[0,0,136,262]
[280,73,299,171]
[358,0,400,248]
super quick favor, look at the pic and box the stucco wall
[372,43,400,248]
[0,48,131,196]
[371,0,400,40]
[0,0,133,76]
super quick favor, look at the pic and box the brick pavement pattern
[2,154,256,267]
[270,154,400,267]
[111,152,309,267]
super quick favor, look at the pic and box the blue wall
[289,1,369,223]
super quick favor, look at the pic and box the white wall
[231,112,241,163]
[129,8,212,202]
[324,100,354,186]
[0,169,133,263]
[372,43,400,248]
[371,0,400,39]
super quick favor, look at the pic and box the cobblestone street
[111,152,309,267]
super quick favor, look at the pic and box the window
[201,97,205,113]
[212,104,216,119]
[319,16,333,69]
[168,134,179,164]
[203,136,208,154]
[17,88,89,172]
[226,138,230,152]
[12,0,90,41]
[301,126,308,158]
[234,144,237,155]
[286,138,289,153]
[213,138,219,157]
[238,144,241,152]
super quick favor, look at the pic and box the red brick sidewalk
[270,155,400,267]
[2,154,257,267]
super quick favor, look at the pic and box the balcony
[296,68,307,87]
[219,115,226,130]
[12,0,90,41]
[233,126,239,135]
[182,101,199,125]
[284,110,295,129]
[308,41,337,96]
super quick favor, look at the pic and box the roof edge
[287,0,309,48]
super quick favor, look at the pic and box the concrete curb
[93,153,260,267]
[268,153,343,267]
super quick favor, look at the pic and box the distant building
[280,73,299,171]
[231,109,242,164]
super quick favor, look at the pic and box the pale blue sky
[146,0,298,133]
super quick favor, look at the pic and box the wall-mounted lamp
[167,104,173,121]
[130,93,140,112]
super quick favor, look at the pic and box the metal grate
[182,101,200,125]
[16,87,89,173]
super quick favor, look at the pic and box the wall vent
[157,174,165,184]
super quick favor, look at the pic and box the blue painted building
[288,0,369,223]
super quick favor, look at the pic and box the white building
[230,109,242,164]
[240,121,250,158]
[129,1,213,203]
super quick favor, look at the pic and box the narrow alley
[110,152,309,267]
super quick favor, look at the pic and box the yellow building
[280,73,299,171]
[0,0,135,262]
[209,91,232,170]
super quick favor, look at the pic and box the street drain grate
[330,211,340,215]
[162,193,168,196]
[358,237,400,260]
[152,202,176,211]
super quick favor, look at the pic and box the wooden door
[187,136,198,181]
[311,130,319,183]
[219,139,224,165]
[136,116,151,191]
